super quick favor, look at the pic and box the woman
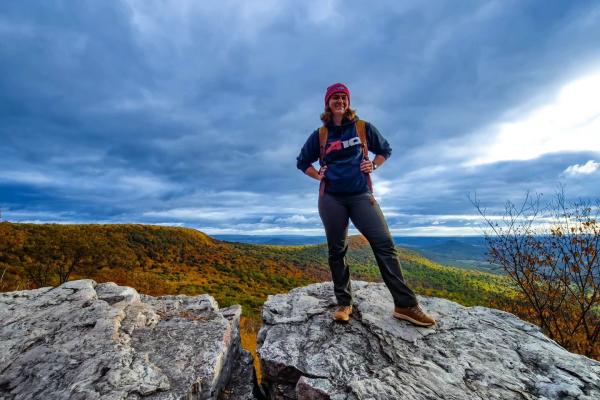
[296,83,435,326]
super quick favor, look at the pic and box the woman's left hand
[360,159,374,173]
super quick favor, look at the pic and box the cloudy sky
[2,0,600,236]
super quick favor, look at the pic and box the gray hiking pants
[318,191,418,308]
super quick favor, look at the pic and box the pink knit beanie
[324,83,351,107]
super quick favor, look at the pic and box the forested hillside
[0,222,568,371]
[0,223,514,318]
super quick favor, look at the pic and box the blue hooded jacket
[296,118,392,195]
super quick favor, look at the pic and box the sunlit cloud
[467,72,600,166]
[563,160,599,176]
[118,175,176,194]
[200,225,325,236]
[373,179,392,198]
[0,171,57,185]
[388,225,484,236]
[144,207,247,221]
[273,214,318,224]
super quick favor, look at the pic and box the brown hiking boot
[393,304,435,327]
[333,305,352,322]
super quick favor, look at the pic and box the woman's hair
[320,107,357,125]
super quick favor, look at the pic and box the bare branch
[475,189,600,358]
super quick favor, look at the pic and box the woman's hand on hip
[304,165,327,181]
[318,165,328,180]
[360,159,374,173]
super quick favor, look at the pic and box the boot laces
[412,305,426,318]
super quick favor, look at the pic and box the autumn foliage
[4,221,596,361]
[475,190,600,359]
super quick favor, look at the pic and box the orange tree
[472,190,600,358]
[0,224,112,288]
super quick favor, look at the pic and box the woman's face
[328,93,349,116]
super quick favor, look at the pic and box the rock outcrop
[3,279,600,400]
[0,279,255,400]
[258,281,600,400]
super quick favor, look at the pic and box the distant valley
[214,234,501,274]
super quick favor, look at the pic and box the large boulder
[257,281,600,400]
[0,279,255,400]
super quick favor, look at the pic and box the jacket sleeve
[366,122,392,159]
[296,130,320,172]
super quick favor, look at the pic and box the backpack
[318,119,373,196]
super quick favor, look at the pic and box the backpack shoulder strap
[356,119,368,159]
[356,119,374,193]
[318,126,328,197]
[318,126,328,165]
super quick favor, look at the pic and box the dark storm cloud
[1,0,600,234]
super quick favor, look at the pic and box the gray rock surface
[257,281,600,400]
[220,350,259,400]
[0,279,255,400]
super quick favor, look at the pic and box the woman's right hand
[318,165,327,181]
